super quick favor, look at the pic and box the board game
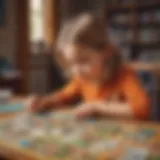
[0,112,160,160]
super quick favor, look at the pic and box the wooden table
[0,113,45,160]
[0,105,160,160]
[0,97,44,160]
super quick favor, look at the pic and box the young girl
[30,13,150,120]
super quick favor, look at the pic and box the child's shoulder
[120,65,137,80]
[122,65,135,74]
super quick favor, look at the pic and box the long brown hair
[54,13,122,77]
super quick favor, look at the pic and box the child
[30,13,150,120]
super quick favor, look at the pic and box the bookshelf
[108,1,160,12]
[105,0,160,70]
[127,62,160,74]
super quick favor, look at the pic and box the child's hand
[28,96,52,113]
[72,102,111,119]
[73,103,96,119]
[26,96,41,112]
[95,102,133,119]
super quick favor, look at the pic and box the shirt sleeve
[123,71,151,120]
[54,77,81,104]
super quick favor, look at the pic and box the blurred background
[0,0,160,120]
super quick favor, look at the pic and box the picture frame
[0,0,5,26]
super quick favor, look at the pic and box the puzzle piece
[120,147,150,160]
[0,103,24,113]
[12,113,32,132]
[89,139,120,155]
[139,128,157,137]
[135,128,157,142]
[149,155,160,160]
[19,139,32,148]
[0,109,159,160]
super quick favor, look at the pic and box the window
[29,0,44,42]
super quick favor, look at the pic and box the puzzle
[0,112,160,160]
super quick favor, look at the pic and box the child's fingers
[26,96,53,113]
[73,104,90,114]
[25,96,40,112]
[76,110,90,119]
[73,104,94,119]
[95,102,108,113]
[32,97,42,112]
[94,102,110,117]
[38,97,52,111]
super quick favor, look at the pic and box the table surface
[0,113,43,160]
[0,101,160,160]
[0,98,42,160]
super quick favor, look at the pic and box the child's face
[63,44,113,82]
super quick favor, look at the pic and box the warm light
[29,0,44,42]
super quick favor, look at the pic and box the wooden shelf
[128,62,160,72]
[106,0,160,64]
[109,22,160,28]
[108,2,160,12]
[122,41,160,48]
[108,4,134,12]
[109,22,133,28]
[132,41,160,48]
[138,22,160,28]
[137,2,160,11]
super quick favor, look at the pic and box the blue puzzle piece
[0,103,24,113]
[19,139,31,148]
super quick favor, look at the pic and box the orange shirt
[56,66,150,120]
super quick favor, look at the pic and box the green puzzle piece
[72,140,89,148]
[150,156,160,160]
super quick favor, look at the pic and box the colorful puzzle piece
[0,103,24,113]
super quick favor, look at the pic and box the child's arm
[95,102,133,119]
[72,103,96,119]
[122,71,151,120]
[74,102,133,119]
[30,77,81,112]
[74,72,150,120]
[95,72,150,120]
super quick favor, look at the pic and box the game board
[0,112,160,160]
